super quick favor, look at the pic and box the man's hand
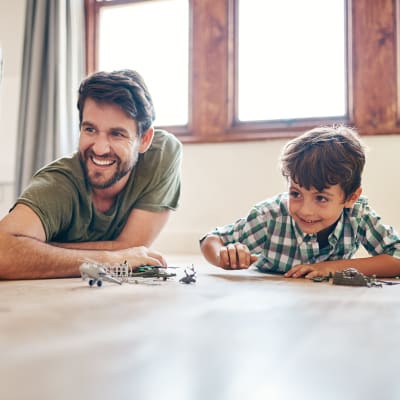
[219,243,258,270]
[116,246,167,268]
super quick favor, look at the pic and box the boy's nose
[299,201,314,216]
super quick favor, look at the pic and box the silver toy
[80,262,122,287]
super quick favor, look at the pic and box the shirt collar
[291,212,345,245]
[330,212,345,243]
[292,219,317,245]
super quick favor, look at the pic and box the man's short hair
[77,69,155,137]
[280,126,366,201]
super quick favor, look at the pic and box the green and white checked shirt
[208,194,400,273]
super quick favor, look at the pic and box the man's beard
[79,150,139,190]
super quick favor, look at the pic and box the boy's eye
[316,195,328,202]
[289,191,301,198]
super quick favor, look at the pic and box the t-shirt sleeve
[133,131,182,212]
[12,172,76,241]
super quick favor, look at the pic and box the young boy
[200,126,400,279]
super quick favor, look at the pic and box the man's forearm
[51,240,128,251]
[0,232,112,280]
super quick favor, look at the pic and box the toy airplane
[128,265,177,281]
[80,262,122,287]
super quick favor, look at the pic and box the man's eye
[112,131,125,137]
[289,191,300,198]
[85,127,95,133]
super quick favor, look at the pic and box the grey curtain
[15,0,85,196]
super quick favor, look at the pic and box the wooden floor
[1,254,400,400]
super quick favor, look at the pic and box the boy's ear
[138,127,154,154]
[344,187,362,208]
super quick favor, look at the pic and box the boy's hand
[284,262,335,279]
[219,243,258,270]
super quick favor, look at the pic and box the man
[0,70,182,279]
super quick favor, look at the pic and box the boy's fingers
[227,244,239,268]
[285,265,314,278]
[284,264,302,277]
[219,247,230,268]
[237,245,249,268]
[250,254,259,263]
[305,270,319,279]
[219,244,256,270]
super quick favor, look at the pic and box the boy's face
[287,181,361,234]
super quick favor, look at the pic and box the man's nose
[92,133,111,155]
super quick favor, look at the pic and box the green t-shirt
[14,130,182,242]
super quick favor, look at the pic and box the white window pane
[238,0,346,121]
[98,0,189,126]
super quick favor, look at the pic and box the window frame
[85,0,400,143]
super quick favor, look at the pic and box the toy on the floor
[332,268,374,286]
[311,267,383,287]
[80,262,122,287]
[179,265,197,284]
[80,260,195,287]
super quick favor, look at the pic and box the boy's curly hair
[280,126,366,201]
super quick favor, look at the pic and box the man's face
[287,181,359,234]
[79,98,142,190]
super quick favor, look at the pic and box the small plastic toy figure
[311,273,332,283]
[179,265,197,284]
[332,268,382,287]
[332,268,369,286]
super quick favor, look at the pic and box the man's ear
[344,187,362,208]
[138,127,154,154]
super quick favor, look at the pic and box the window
[237,0,346,122]
[85,0,400,143]
[97,0,189,127]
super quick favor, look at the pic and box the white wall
[1,1,399,256]
[0,0,26,211]
[152,136,400,254]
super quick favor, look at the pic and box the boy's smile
[298,216,323,226]
[288,182,361,234]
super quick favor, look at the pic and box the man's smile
[90,155,116,167]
